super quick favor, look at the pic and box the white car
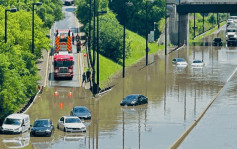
[191,60,204,68]
[172,58,188,66]
[57,116,86,132]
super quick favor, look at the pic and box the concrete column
[178,13,189,46]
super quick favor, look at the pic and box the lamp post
[92,0,96,95]
[5,8,17,43]
[146,1,154,65]
[122,1,133,78]
[88,0,92,66]
[32,2,42,54]
[96,11,107,94]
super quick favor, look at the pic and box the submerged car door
[59,117,64,129]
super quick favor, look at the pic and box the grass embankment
[190,21,226,42]
[94,30,164,89]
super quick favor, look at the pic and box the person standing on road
[82,72,86,87]
[76,33,80,42]
[86,69,91,82]
[72,33,75,45]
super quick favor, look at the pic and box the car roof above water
[7,113,29,119]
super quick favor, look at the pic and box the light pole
[146,1,154,66]
[88,0,92,66]
[92,0,96,95]
[32,2,42,54]
[5,8,17,43]
[96,11,107,94]
[122,1,133,78]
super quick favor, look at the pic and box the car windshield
[65,118,81,123]
[74,108,88,113]
[4,118,21,125]
[55,61,73,67]
[227,29,236,32]
[33,120,50,127]
[193,60,202,63]
[176,58,185,62]
[124,95,138,101]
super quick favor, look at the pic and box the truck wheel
[64,127,66,132]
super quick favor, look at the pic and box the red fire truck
[55,29,72,53]
[53,51,74,79]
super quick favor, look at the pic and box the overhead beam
[177,4,237,13]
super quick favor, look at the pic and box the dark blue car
[120,94,148,106]
[30,119,54,137]
[70,106,91,120]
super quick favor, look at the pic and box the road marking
[227,66,237,82]
[49,23,56,87]
[78,53,81,87]
[169,86,224,149]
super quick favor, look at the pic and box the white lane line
[227,66,237,82]
[49,23,56,86]
[78,53,81,87]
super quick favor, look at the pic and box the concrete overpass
[166,0,237,46]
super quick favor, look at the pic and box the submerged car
[191,60,204,68]
[30,119,54,137]
[57,116,86,132]
[70,106,91,120]
[213,38,222,46]
[172,58,188,66]
[120,94,148,106]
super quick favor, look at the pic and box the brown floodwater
[2,40,237,148]
[1,7,237,149]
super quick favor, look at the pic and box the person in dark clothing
[82,72,86,87]
[72,33,75,45]
[86,69,91,82]
[76,34,80,42]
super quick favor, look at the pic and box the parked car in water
[172,58,188,66]
[57,116,86,132]
[70,106,91,120]
[191,60,204,68]
[0,113,30,134]
[30,119,54,137]
[213,38,222,46]
[120,94,148,106]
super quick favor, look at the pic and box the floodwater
[1,7,237,149]
[1,40,237,148]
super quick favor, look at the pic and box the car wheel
[64,127,66,132]
[57,124,59,129]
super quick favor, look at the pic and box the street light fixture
[5,8,17,43]
[146,0,154,65]
[32,2,42,54]
[96,10,107,94]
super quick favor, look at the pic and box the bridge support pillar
[178,13,189,46]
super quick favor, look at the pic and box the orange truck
[53,51,74,79]
[55,29,72,53]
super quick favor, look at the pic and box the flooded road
[1,42,237,148]
[1,6,237,149]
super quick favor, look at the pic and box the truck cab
[53,51,74,79]
[226,25,237,41]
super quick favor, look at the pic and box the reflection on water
[1,132,30,149]
[2,30,237,148]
